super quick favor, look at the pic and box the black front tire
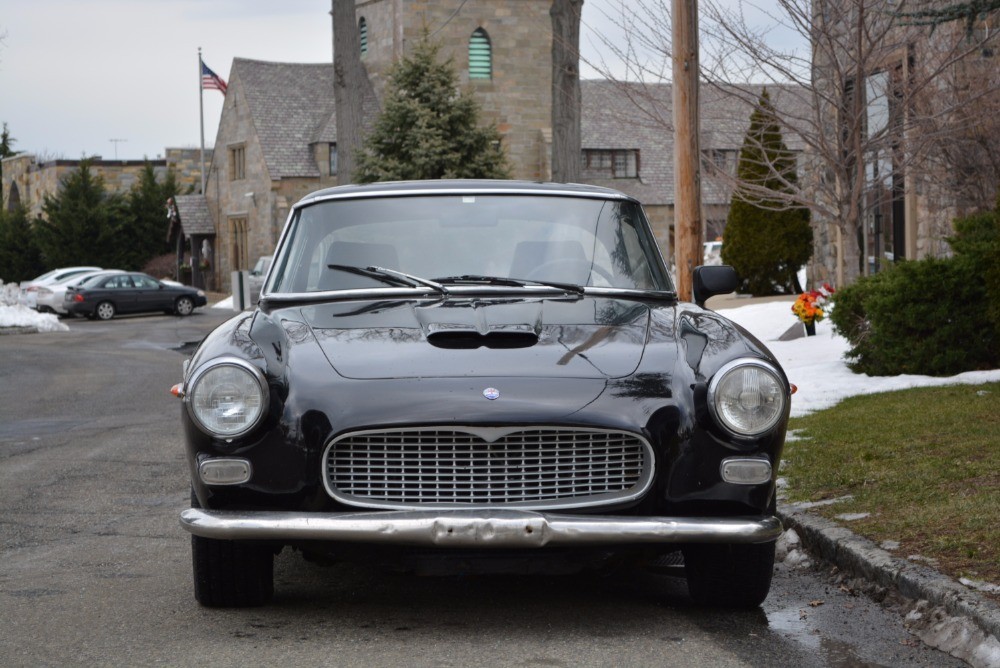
[682,540,776,609]
[191,534,275,607]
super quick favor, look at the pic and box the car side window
[105,275,134,289]
[134,276,159,289]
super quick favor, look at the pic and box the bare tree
[551,0,585,183]
[585,0,1000,286]
[332,0,369,185]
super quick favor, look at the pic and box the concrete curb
[778,502,1000,643]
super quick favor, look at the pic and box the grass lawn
[783,382,1000,590]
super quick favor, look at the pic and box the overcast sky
[0,0,713,162]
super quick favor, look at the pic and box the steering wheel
[526,258,615,286]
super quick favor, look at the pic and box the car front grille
[323,426,654,510]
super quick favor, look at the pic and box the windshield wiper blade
[327,264,449,295]
[434,274,584,295]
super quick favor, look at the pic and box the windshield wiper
[327,264,449,295]
[434,274,585,295]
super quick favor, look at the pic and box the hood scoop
[427,327,539,350]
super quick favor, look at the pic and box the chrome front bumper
[180,508,782,547]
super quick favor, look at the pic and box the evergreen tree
[0,122,16,209]
[354,36,511,182]
[0,206,43,283]
[116,163,178,269]
[721,90,813,295]
[35,161,126,269]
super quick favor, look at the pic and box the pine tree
[0,122,16,209]
[354,36,511,183]
[721,90,813,295]
[35,161,126,269]
[116,163,178,269]
[0,206,43,283]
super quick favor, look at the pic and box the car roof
[295,179,637,209]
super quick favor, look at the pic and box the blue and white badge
[482,387,500,400]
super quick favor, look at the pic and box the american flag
[201,62,228,95]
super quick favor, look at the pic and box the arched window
[469,28,492,80]
[6,182,20,212]
[359,17,368,56]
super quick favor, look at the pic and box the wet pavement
[0,309,968,666]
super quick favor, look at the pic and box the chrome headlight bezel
[184,356,269,440]
[707,358,788,439]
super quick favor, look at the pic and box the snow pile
[0,281,70,332]
[716,302,1000,417]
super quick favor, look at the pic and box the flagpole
[198,47,206,196]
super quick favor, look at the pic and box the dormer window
[469,28,492,80]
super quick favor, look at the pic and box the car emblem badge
[483,387,500,400]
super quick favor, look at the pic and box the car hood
[293,296,658,380]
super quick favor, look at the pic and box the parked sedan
[19,266,102,309]
[177,180,791,609]
[65,272,207,320]
[35,270,125,315]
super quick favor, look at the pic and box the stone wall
[2,154,168,219]
[165,148,212,193]
[358,0,553,180]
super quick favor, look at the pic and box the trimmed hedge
[831,208,1000,376]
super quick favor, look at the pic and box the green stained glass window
[469,28,491,80]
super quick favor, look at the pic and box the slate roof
[581,80,808,206]
[226,57,807,205]
[231,59,338,179]
[171,195,214,237]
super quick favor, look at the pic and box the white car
[35,270,125,315]
[703,240,723,266]
[19,266,102,309]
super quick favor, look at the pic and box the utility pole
[672,0,702,302]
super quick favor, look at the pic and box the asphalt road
[0,308,967,667]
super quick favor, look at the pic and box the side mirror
[692,265,739,308]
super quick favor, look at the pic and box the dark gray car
[65,272,208,320]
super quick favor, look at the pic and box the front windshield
[268,194,672,294]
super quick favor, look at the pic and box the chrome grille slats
[323,427,653,510]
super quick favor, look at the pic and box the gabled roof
[168,195,213,241]
[581,80,808,206]
[231,58,337,179]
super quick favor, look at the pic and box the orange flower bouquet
[792,284,834,334]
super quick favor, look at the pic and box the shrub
[950,208,1000,333]
[830,257,998,376]
[143,253,177,281]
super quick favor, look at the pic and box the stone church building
[167,0,811,293]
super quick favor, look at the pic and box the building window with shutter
[359,17,368,56]
[229,144,246,181]
[469,28,492,80]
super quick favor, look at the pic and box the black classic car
[177,181,791,608]
[66,272,207,320]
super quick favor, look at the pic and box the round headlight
[187,358,268,438]
[708,359,787,437]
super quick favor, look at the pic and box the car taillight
[74,294,85,302]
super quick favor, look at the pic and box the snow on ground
[0,304,70,332]
[2,287,998,417]
[717,301,1000,417]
